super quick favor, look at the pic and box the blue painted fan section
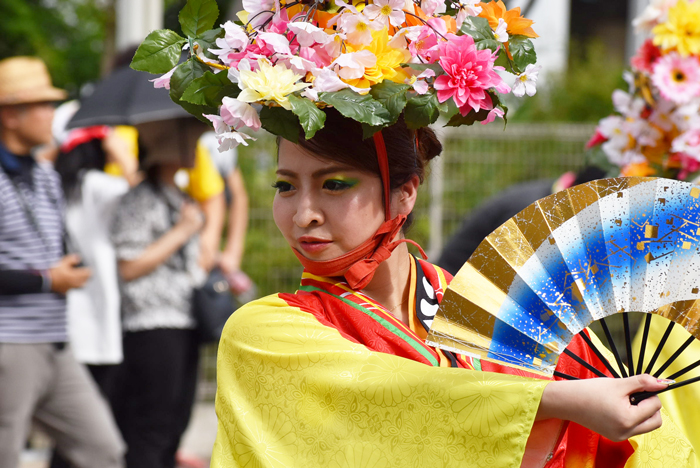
[486,319,559,370]
[628,180,659,311]
[488,274,572,351]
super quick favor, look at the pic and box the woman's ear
[392,174,420,218]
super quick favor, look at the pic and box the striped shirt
[0,147,67,343]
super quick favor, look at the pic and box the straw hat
[0,57,67,106]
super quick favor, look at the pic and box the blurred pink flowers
[434,34,509,115]
[652,52,700,103]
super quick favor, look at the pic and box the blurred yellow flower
[621,162,657,177]
[652,0,700,57]
[344,29,410,89]
[237,59,309,110]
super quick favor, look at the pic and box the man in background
[0,56,124,468]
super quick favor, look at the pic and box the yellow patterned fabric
[632,315,700,454]
[212,294,549,468]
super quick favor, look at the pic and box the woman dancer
[211,110,697,467]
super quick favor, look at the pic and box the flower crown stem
[193,45,230,70]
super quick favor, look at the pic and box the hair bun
[416,127,442,164]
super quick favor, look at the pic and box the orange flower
[478,1,539,38]
[621,162,657,177]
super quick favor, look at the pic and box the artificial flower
[338,11,383,45]
[434,33,509,115]
[652,0,700,56]
[332,51,378,80]
[630,39,662,73]
[242,0,278,29]
[405,68,435,94]
[672,128,700,160]
[342,28,410,89]
[407,18,446,63]
[478,0,538,38]
[216,130,256,151]
[511,64,540,97]
[633,0,676,32]
[287,22,335,48]
[236,58,310,110]
[454,0,483,29]
[150,66,176,90]
[209,22,250,65]
[420,0,447,16]
[611,89,645,118]
[651,52,700,103]
[220,97,262,131]
[481,107,504,125]
[493,19,509,43]
[363,0,407,28]
[621,161,657,177]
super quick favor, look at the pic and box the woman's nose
[293,191,324,227]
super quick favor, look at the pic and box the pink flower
[651,52,700,104]
[631,39,661,73]
[150,66,176,90]
[481,107,504,125]
[586,129,607,149]
[408,18,446,64]
[434,34,509,115]
[220,97,261,131]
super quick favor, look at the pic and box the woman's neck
[361,242,412,326]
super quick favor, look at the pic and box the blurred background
[1,0,657,466]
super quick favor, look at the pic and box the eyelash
[323,179,355,191]
[272,181,293,193]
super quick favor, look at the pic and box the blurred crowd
[0,52,253,468]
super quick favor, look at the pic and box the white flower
[217,131,255,151]
[649,97,676,132]
[493,18,509,43]
[287,22,335,47]
[204,114,230,135]
[210,21,249,61]
[512,64,540,97]
[632,0,675,32]
[242,0,277,28]
[301,87,319,101]
[150,66,176,90]
[453,0,482,29]
[221,97,261,131]
[257,32,291,55]
[405,68,435,95]
[363,0,406,28]
[421,0,446,16]
[673,101,700,131]
[332,50,377,80]
[612,89,645,118]
[227,58,252,84]
[339,12,382,45]
[311,67,370,94]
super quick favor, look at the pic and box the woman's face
[273,140,385,261]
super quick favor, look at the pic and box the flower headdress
[588,0,700,181]
[131,0,540,151]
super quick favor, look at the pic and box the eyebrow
[276,165,356,179]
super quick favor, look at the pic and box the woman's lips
[298,236,332,254]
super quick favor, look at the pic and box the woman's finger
[626,410,663,439]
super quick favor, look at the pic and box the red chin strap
[291,131,426,290]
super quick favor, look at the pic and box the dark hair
[55,139,107,202]
[291,108,442,229]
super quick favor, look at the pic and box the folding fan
[426,177,700,403]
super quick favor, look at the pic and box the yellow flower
[652,0,700,57]
[237,58,309,110]
[343,28,410,89]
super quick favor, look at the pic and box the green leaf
[195,27,225,60]
[131,29,186,74]
[444,108,490,126]
[508,35,537,72]
[459,16,495,43]
[404,93,440,130]
[361,123,382,140]
[370,81,410,123]
[178,100,220,124]
[320,89,392,127]
[288,94,326,140]
[179,0,219,38]
[181,71,239,106]
[476,39,500,53]
[260,106,301,144]
[169,58,210,102]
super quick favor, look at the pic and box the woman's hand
[538,374,669,442]
[177,202,205,238]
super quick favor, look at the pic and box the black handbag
[192,267,238,343]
